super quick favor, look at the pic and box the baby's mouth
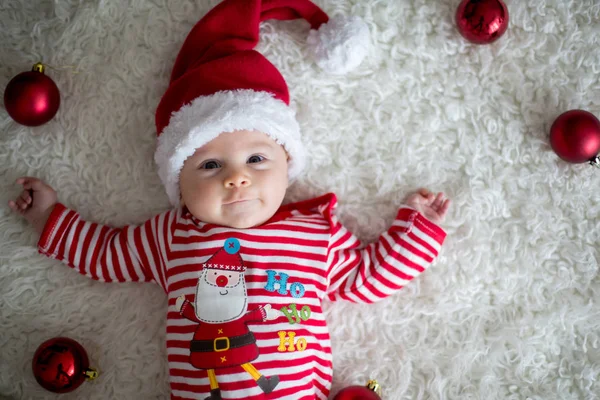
[219,290,229,295]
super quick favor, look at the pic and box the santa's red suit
[180,301,266,369]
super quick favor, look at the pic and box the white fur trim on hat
[306,15,370,75]
[154,89,306,206]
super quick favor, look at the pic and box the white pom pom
[306,15,370,75]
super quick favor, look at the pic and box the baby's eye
[248,155,264,164]
[201,160,221,169]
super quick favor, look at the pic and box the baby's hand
[8,177,58,234]
[404,188,451,224]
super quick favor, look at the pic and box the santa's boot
[204,388,222,400]
[256,375,280,394]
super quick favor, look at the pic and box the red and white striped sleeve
[324,205,447,303]
[37,203,178,292]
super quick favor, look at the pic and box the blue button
[224,238,240,254]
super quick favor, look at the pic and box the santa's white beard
[194,274,248,323]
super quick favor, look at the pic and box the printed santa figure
[175,238,280,400]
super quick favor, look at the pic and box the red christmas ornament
[333,380,382,400]
[4,62,60,126]
[32,337,98,393]
[550,110,600,167]
[456,0,509,44]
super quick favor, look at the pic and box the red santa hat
[203,248,246,272]
[154,0,370,206]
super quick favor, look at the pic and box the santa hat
[203,239,246,272]
[154,0,370,206]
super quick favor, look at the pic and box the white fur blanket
[1,0,599,399]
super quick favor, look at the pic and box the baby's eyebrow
[191,140,277,161]
[248,146,275,154]
[245,141,277,151]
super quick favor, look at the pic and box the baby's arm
[324,190,449,303]
[9,177,176,290]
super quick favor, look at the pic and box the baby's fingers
[16,177,33,187]
[16,176,44,192]
[439,199,451,216]
[431,192,445,208]
[20,190,32,205]
[418,188,435,200]
[8,200,19,212]
[17,196,30,210]
[8,199,26,214]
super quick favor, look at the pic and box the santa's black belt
[190,332,255,352]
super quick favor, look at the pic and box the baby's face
[179,130,289,228]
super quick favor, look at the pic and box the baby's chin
[201,216,269,229]
[221,211,276,229]
[189,209,276,229]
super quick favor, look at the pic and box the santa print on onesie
[176,238,292,400]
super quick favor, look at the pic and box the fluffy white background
[1,0,599,399]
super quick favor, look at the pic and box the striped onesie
[38,193,446,400]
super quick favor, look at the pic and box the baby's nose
[224,170,251,188]
[216,275,229,287]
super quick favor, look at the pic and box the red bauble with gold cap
[550,110,600,167]
[4,62,60,126]
[333,380,382,400]
[32,337,98,393]
[456,0,509,44]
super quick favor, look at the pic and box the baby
[9,1,451,399]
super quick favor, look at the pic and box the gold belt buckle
[214,336,230,352]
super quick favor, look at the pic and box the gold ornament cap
[84,367,99,381]
[32,62,45,74]
[366,379,382,396]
